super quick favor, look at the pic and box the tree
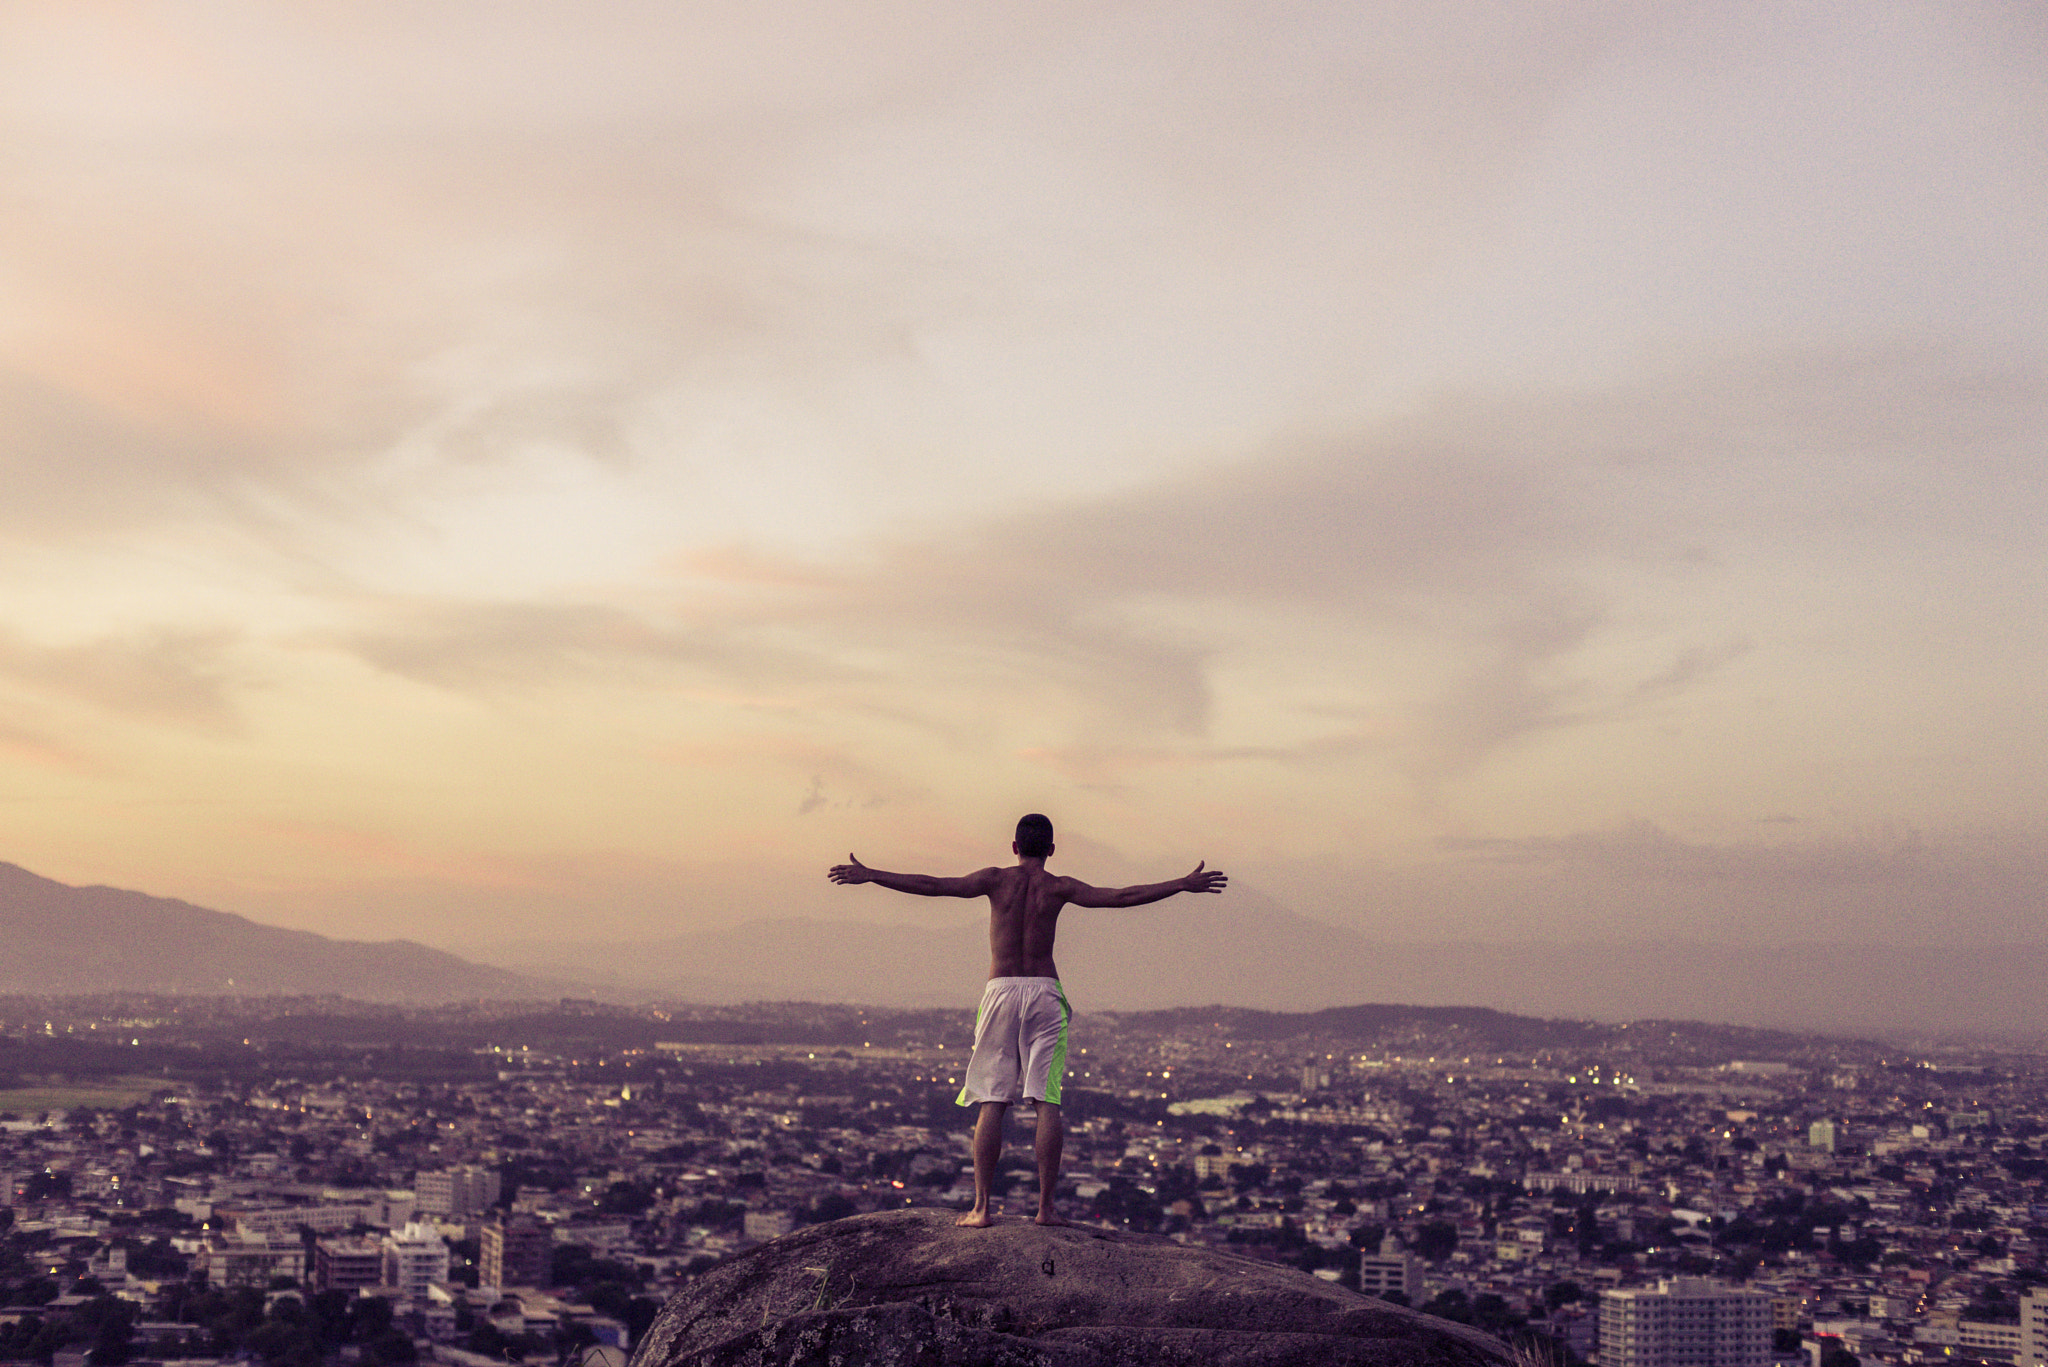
[364,1329,417,1366]
[126,1237,189,1279]
[807,1193,859,1225]
[77,1294,137,1367]
[1470,1294,1522,1336]
[467,1320,523,1362]
[1830,1233,1885,1270]
[1090,1179,1165,1233]
[344,1295,396,1346]
[1574,1204,1601,1257]
[0,1313,43,1363]
[1414,1221,1459,1263]
[1422,1289,1472,1324]
[598,1181,656,1216]
[22,1171,72,1201]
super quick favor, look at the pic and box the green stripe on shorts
[1043,985,1071,1105]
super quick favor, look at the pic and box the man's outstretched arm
[829,854,999,898]
[1064,861,1227,908]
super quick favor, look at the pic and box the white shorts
[955,977,1072,1107]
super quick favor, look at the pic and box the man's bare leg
[957,1101,1006,1227]
[1033,1100,1069,1226]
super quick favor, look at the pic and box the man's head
[1014,813,1054,860]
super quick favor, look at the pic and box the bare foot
[955,1209,996,1228]
[1034,1211,1072,1227]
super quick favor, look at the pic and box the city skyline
[2,4,2044,980]
[3,990,2045,1367]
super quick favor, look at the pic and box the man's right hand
[1181,861,1227,894]
[828,854,872,885]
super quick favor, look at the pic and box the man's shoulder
[993,863,1074,898]
[1040,869,1088,900]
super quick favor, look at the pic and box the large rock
[630,1208,1514,1367]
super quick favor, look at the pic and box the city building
[29,995,2048,1367]
[1528,1170,1645,1195]
[315,1237,386,1293]
[382,1222,452,1302]
[1357,1236,1420,1302]
[415,1165,502,1218]
[1960,1319,2023,1362]
[1599,1277,1772,1367]
[2018,1289,2048,1367]
[223,1198,387,1236]
[481,1213,552,1289]
[203,1232,308,1289]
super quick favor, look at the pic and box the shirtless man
[828,814,1226,1227]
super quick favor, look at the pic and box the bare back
[983,862,1074,979]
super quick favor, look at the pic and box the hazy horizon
[2,5,2043,992]
[12,856,2048,1044]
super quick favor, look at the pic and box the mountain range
[4,860,2044,1042]
[0,862,529,1001]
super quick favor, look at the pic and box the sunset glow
[1,3,2042,964]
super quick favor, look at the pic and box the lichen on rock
[630,1208,1514,1367]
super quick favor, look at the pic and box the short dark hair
[1015,813,1054,859]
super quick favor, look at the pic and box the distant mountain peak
[0,861,535,1003]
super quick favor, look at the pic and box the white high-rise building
[1599,1278,1772,1367]
[382,1222,451,1302]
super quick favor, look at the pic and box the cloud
[0,369,278,535]
[340,599,849,695]
[0,627,241,730]
[797,775,827,816]
[6,3,2044,956]
[311,342,2042,804]
[830,346,2036,758]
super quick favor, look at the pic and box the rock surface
[630,1208,1514,1367]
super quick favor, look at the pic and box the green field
[0,1077,173,1117]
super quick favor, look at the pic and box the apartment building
[481,1212,553,1290]
[415,1165,502,1218]
[1599,1277,1772,1367]
[382,1222,451,1302]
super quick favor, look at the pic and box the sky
[1,2,2044,963]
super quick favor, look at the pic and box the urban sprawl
[2,997,2046,1367]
